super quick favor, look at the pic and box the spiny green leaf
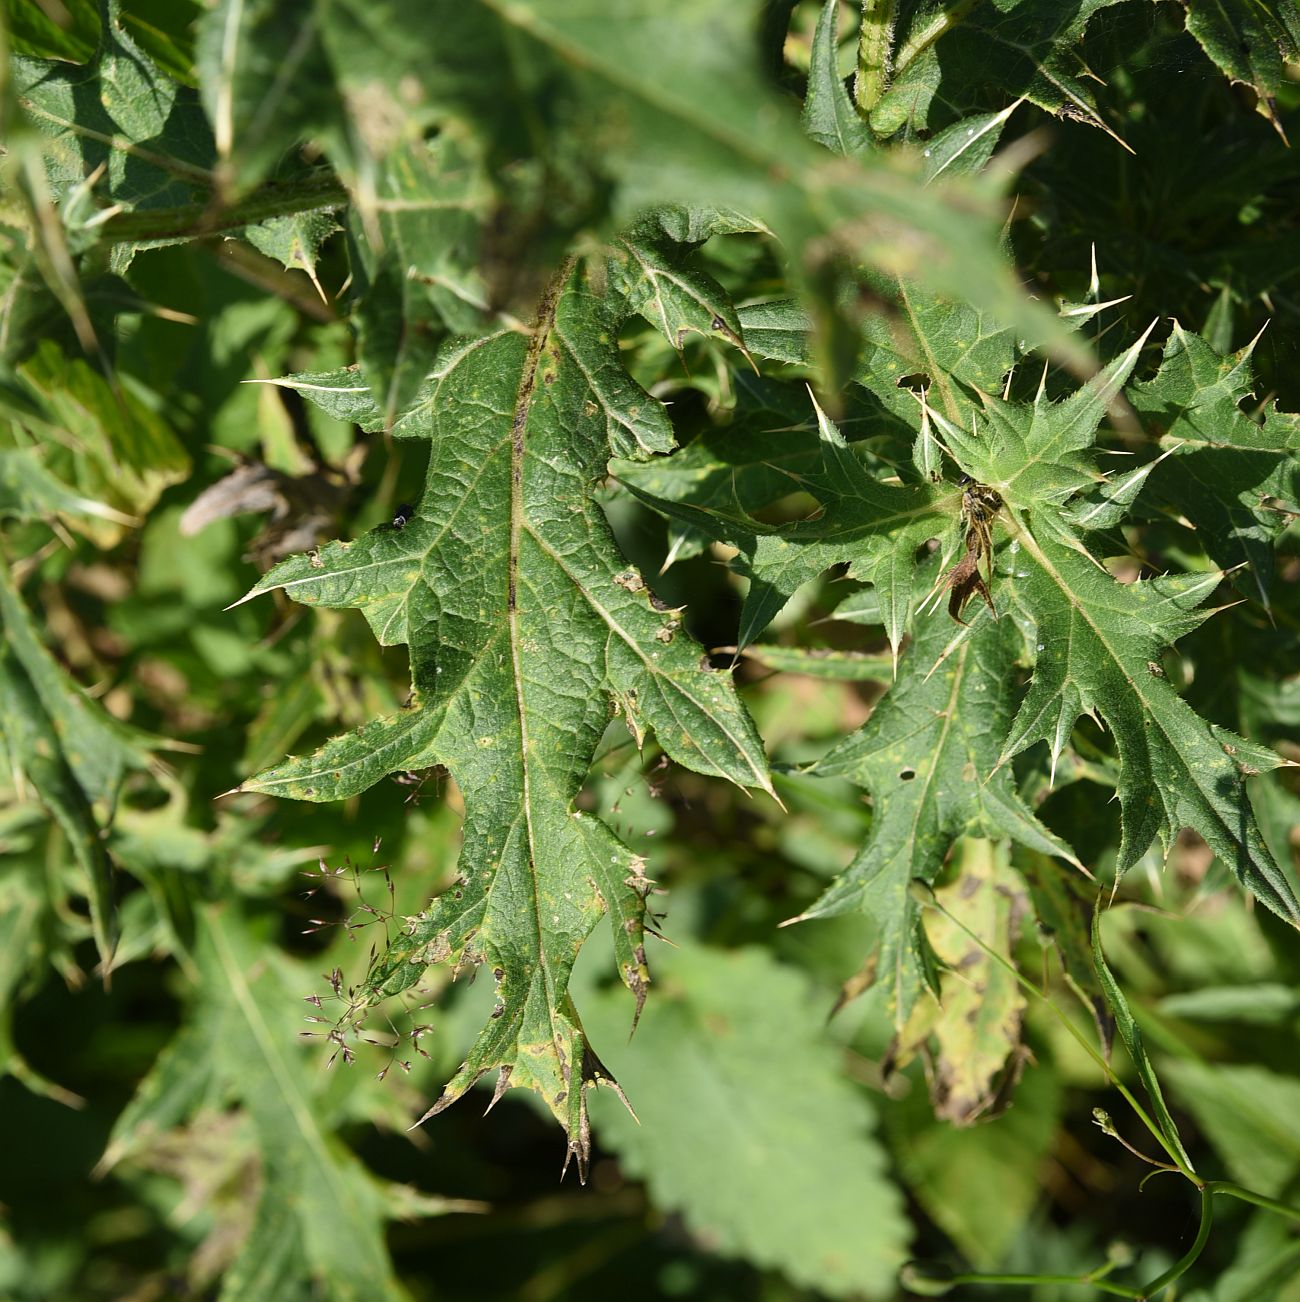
[254,366,386,430]
[1127,323,1300,609]
[241,208,340,280]
[796,567,1078,1026]
[919,105,1021,184]
[608,371,826,514]
[872,0,1129,144]
[1001,516,1297,923]
[235,251,772,1168]
[613,207,763,355]
[638,316,1299,926]
[586,942,910,1298]
[1183,0,1300,139]
[925,322,1157,508]
[619,396,949,654]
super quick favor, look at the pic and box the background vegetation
[2,0,1299,1298]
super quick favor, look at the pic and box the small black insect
[392,502,415,529]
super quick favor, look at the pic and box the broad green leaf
[1183,0,1300,138]
[1127,324,1300,608]
[887,1055,1063,1269]
[1092,907,1194,1171]
[1163,1059,1300,1197]
[5,0,100,63]
[0,564,151,962]
[890,839,1030,1124]
[234,253,773,1168]
[586,942,910,1298]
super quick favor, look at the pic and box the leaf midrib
[507,265,573,1061]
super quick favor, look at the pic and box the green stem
[929,1182,1294,1298]
[921,886,1196,1178]
[854,0,896,113]
[1139,1185,1213,1298]
[1207,1181,1300,1222]
[943,1270,1142,1298]
[100,173,349,245]
[893,0,983,79]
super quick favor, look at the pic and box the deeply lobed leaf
[236,250,773,1168]
[797,567,1076,1025]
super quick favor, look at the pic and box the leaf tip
[223,587,266,612]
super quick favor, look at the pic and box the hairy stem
[854,0,896,113]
